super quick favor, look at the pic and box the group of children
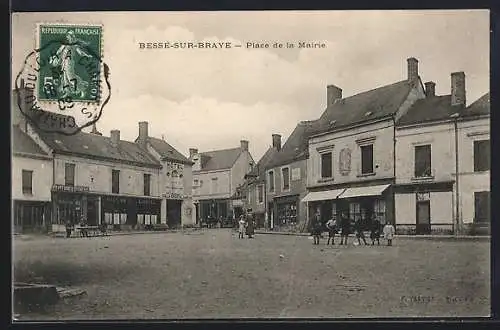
[311,212,395,247]
[238,215,256,239]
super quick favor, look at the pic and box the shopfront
[199,199,230,222]
[13,200,51,233]
[272,195,299,230]
[103,195,161,230]
[51,184,91,229]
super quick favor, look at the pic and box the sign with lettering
[339,148,352,176]
[163,192,188,199]
[52,184,89,193]
[291,168,301,181]
[416,192,430,201]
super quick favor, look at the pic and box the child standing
[325,218,337,245]
[383,221,396,246]
[238,216,246,239]
[370,217,381,246]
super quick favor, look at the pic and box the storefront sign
[416,192,430,201]
[52,184,90,193]
[163,192,188,199]
[291,168,301,181]
[339,148,352,176]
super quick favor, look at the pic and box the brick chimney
[110,130,120,147]
[327,85,342,105]
[240,140,249,151]
[138,121,148,148]
[90,122,103,135]
[272,134,282,151]
[189,148,198,158]
[451,72,466,106]
[407,57,419,82]
[424,81,436,98]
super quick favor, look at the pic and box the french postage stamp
[14,23,110,135]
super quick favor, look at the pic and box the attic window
[55,139,63,144]
[365,111,373,117]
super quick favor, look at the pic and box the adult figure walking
[311,210,322,245]
[246,214,255,238]
[339,211,350,246]
[370,216,381,245]
[354,218,368,245]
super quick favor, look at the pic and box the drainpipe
[451,113,460,236]
[392,115,397,226]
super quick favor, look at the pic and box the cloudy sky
[12,10,489,161]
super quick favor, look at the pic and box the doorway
[87,198,98,225]
[167,199,182,228]
[416,200,431,234]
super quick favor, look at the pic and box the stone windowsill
[356,172,376,178]
[411,176,435,182]
[317,177,335,184]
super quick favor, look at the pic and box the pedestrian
[65,219,73,238]
[238,215,246,239]
[383,221,396,246]
[370,216,381,246]
[311,210,322,245]
[246,215,255,238]
[325,217,337,245]
[339,211,350,245]
[354,218,368,245]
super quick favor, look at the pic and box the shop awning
[338,184,391,199]
[301,189,346,203]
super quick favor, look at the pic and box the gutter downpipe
[454,116,460,236]
[392,114,397,227]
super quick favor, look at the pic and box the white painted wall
[12,155,52,201]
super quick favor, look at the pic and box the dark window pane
[474,191,490,223]
[65,163,75,186]
[22,170,33,194]
[414,145,432,177]
[474,140,490,172]
[269,171,274,191]
[112,170,120,194]
[361,145,374,174]
[321,152,332,178]
[282,167,290,190]
[144,174,151,196]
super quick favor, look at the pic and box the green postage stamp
[37,24,103,103]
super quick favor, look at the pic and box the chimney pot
[240,140,249,151]
[451,72,466,106]
[138,121,148,148]
[272,134,282,151]
[327,85,342,106]
[424,81,436,97]
[189,148,198,158]
[407,57,419,82]
[110,130,120,146]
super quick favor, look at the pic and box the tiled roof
[146,137,192,164]
[36,129,161,168]
[266,120,323,169]
[316,80,414,135]
[196,147,243,171]
[397,92,490,126]
[12,125,49,156]
[465,93,490,117]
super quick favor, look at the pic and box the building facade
[135,121,196,228]
[304,57,426,231]
[190,141,254,223]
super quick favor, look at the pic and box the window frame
[64,163,76,186]
[474,191,490,224]
[268,170,275,192]
[360,144,374,175]
[281,165,291,192]
[473,139,490,172]
[22,169,33,195]
[320,151,333,179]
[111,169,120,194]
[414,144,432,178]
[257,184,264,204]
[143,173,151,196]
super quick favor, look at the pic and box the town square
[11,10,490,319]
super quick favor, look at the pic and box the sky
[11,10,489,161]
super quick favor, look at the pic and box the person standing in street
[311,210,322,245]
[238,215,246,239]
[339,211,350,246]
[383,221,396,246]
[326,217,337,245]
[354,218,368,245]
[65,219,73,238]
[370,216,381,246]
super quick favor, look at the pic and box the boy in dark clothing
[325,218,337,245]
[370,218,381,245]
[339,212,350,245]
[355,219,368,245]
[312,220,322,245]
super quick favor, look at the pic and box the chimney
[327,85,342,105]
[240,140,249,151]
[189,148,198,158]
[110,130,120,147]
[451,72,466,106]
[272,134,282,151]
[138,121,148,148]
[90,122,102,135]
[407,57,419,82]
[424,81,436,98]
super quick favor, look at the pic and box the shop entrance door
[167,200,182,228]
[87,198,98,225]
[416,201,431,234]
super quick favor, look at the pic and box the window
[143,174,151,196]
[474,191,490,224]
[193,179,199,187]
[321,152,332,178]
[374,199,386,224]
[257,185,264,204]
[22,170,33,194]
[268,171,275,192]
[65,163,75,186]
[282,167,290,190]
[247,188,252,204]
[349,202,361,223]
[360,145,374,174]
[211,177,218,194]
[474,140,490,172]
[414,145,432,177]
[112,169,120,194]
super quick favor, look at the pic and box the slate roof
[36,129,161,168]
[397,92,490,126]
[144,137,192,165]
[266,120,323,169]
[316,80,414,135]
[195,147,243,171]
[12,125,49,156]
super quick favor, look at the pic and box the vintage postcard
[11,10,490,320]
